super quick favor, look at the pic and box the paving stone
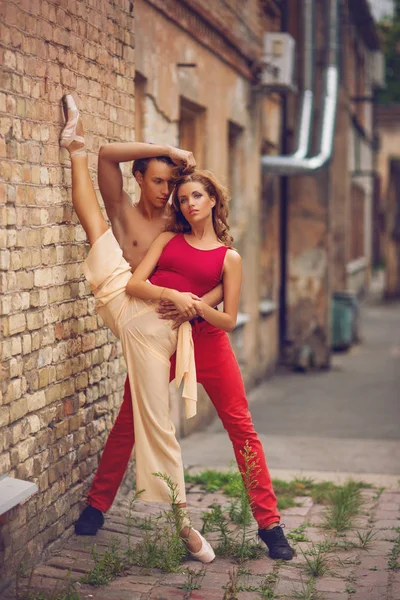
[244,558,275,575]
[275,577,302,596]
[107,577,155,592]
[148,585,186,599]
[350,585,388,600]
[314,576,348,593]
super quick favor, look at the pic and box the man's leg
[191,321,294,560]
[75,378,134,534]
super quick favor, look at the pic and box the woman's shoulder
[223,247,241,269]
[225,247,241,261]
[154,231,178,247]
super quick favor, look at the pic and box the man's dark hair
[132,155,174,178]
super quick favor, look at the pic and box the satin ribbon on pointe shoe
[60,94,87,158]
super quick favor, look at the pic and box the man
[74,141,294,561]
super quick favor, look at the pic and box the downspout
[279,0,315,350]
[262,0,339,175]
[293,0,315,159]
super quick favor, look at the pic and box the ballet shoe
[186,528,215,564]
[60,94,87,157]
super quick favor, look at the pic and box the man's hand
[167,146,196,172]
[157,298,205,330]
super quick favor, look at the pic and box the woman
[61,95,294,562]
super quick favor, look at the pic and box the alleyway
[181,289,400,483]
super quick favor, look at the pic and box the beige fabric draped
[82,228,197,503]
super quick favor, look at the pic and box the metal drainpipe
[293,0,315,159]
[262,0,339,175]
[279,0,315,351]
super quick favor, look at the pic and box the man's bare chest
[113,211,167,271]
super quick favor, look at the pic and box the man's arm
[98,142,195,219]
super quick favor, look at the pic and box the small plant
[301,544,331,578]
[292,577,323,600]
[323,480,365,532]
[286,523,310,543]
[354,528,378,549]
[126,473,187,572]
[81,540,125,586]
[134,515,154,530]
[202,443,264,564]
[222,567,240,600]
[388,527,400,570]
[181,567,205,591]
[259,573,279,599]
[16,570,80,600]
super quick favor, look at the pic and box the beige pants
[82,229,196,504]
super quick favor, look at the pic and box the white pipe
[262,0,339,175]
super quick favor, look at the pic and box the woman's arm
[126,233,202,319]
[195,250,242,332]
[156,282,223,327]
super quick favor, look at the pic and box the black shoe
[258,525,295,560]
[74,505,104,536]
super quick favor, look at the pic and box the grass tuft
[322,480,366,532]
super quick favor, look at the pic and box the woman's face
[177,181,215,224]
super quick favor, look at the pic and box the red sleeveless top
[150,234,229,296]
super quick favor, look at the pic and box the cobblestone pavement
[7,483,400,600]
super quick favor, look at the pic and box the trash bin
[332,292,359,350]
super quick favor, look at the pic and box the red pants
[88,320,279,529]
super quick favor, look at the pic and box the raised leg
[61,95,108,246]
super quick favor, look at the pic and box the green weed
[286,523,310,543]
[80,541,125,586]
[323,481,365,532]
[292,577,323,600]
[388,527,400,570]
[301,544,332,578]
[181,567,205,591]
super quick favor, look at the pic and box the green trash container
[332,292,355,350]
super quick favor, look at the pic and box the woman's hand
[165,290,201,319]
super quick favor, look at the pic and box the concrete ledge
[0,475,38,516]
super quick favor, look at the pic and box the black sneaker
[74,505,104,536]
[258,525,295,560]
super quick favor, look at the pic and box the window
[350,182,365,261]
[227,120,245,224]
[179,97,206,168]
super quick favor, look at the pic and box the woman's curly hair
[167,168,234,248]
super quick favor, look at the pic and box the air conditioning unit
[261,32,296,92]
[371,51,385,89]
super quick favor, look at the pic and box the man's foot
[60,94,86,157]
[258,525,295,560]
[74,505,104,536]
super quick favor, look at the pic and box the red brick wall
[0,0,134,589]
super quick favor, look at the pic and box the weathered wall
[384,162,400,299]
[0,0,134,588]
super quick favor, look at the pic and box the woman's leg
[191,322,294,560]
[61,95,108,246]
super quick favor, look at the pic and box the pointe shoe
[186,528,215,564]
[60,94,87,157]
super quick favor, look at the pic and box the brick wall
[0,0,134,589]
